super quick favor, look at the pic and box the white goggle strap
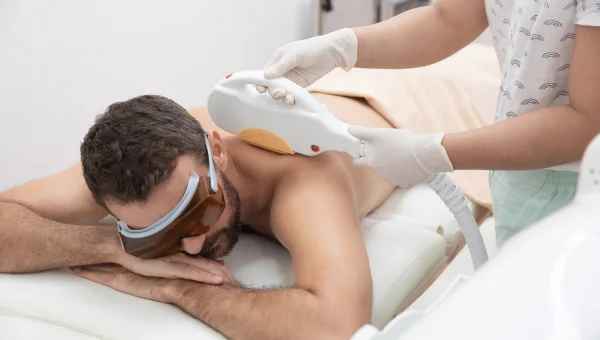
[204,133,218,193]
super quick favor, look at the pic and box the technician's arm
[0,163,118,272]
[166,157,370,340]
[443,25,600,170]
[261,0,488,102]
[355,0,488,69]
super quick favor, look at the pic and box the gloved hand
[257,28,358,105]
[348,126,454,188]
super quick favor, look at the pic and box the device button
[225,73,232,79]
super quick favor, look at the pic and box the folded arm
[355,0,488,69]
[443,25,600,170]
[0,163,117,272]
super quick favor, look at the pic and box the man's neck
[222,139,278,222]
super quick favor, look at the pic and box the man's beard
[198,168,242,260]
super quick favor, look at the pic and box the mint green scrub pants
[490,169,578,247]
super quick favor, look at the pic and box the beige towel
[308,44,501,209]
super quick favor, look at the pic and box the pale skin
[0,93,395,340]
[354,0,600,170]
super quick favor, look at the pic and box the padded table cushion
[0,184,463,339]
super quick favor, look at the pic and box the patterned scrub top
[485,0,600,171]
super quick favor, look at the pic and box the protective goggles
[116,134,226,259]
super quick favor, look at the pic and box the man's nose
[180,234,206,255]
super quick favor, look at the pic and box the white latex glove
[257,28,358,105]
[348,126,454,188]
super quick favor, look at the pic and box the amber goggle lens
[118,175,225,259]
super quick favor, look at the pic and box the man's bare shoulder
[269,153,358,214]
[274,150,395,217]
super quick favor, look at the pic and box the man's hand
[73,265,174,303]
[348,126,454,188]
[115,252,235,285]
[73,261,238,303]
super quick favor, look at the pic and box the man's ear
[209,131,228,170]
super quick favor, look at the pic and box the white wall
[321,0,376,34]
[0,0,315,190]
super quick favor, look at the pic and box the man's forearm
[443,105,598,170]
[0,201,119,273]
[165,281,365,340]
[354,3,487,69]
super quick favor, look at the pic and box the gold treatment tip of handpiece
[237,128,295,155]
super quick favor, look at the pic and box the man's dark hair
[80,95,208,206]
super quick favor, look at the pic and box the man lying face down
[0,93,396,340]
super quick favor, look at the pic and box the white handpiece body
[207,70,362,158]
